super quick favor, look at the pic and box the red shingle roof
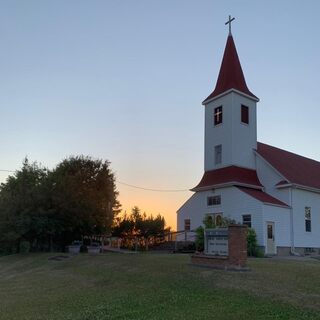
[203,35,258,104]
[237,186,289,208]
[257,142,320,190]
[192,166,263,191]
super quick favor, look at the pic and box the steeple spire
[203,20,258,104]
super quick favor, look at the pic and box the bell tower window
[214,106,223,125]
[241,105,249,124]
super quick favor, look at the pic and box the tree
[49,156,121,247]
[0,158,48,253]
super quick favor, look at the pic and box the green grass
[0,253,320,319]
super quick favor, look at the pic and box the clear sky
[1,1,320,229]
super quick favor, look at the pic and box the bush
[19,240,30,254]
[195,226,204,252]
[247,228,262,257]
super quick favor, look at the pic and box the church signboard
[192,225,247,270]
[204,228,228,256]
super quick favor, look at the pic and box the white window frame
[305,207,311,232]
[215,144,222,165]
[207,195,221,206]
[242,214,252,228]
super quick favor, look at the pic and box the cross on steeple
[225,15,235,35]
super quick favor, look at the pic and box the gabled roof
[257,142,320,191]
[192,165,263,191]
[237,186,290,208]
[203,35,258,104]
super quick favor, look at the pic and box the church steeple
[202,33,258,104]
[202,19,258,171]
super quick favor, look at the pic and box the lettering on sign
[204,228,228,256]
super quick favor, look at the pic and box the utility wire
[0,168,190,193]
[117,181,190,192]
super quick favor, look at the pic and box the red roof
[203,35,258,104]
[257,142,320,190]
[237,187,289,207]
[275,180,289,186]
[192,166,263,191]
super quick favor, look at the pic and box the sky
[1,1,320,229]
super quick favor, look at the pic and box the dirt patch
[48,256,70,261]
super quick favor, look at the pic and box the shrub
[19,240,30,254]
[247,228,262,257]
[195,226,204,252]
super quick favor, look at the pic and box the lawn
[0,253,320,320]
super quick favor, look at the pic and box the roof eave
[202,88,259,105]
[275,182,320,194]
[191,181,263,192]
[262,202,291,209]
[276,183,293,189]
[292,184,320,194]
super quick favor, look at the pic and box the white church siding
[230,92,257,170]
[256,155,290,205]
[262,204,291,253]
[204,92,257,172]
[291,188,320,250]
[177,186,264,245]
[205,94,233,171]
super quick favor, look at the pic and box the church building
[177,19,320,255]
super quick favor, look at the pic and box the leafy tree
[49,156,121,247]
[112,212,134,238]
[0,158,48,253]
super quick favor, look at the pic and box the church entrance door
[266,222,276,255]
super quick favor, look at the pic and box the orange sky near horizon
[116,183,193,231]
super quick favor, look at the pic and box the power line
[117,181,190,193]
[0,168,190,193]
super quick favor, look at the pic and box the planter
[87,246,101,254]
[68,245,81,254]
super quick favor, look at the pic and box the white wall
[292,189,320,248]
[256,155,290,204]
[204,94,232,171]
[177,186,264,245]
[262,205,291,248]
[204,91,257,171]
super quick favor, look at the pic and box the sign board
[204,228,228,256]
